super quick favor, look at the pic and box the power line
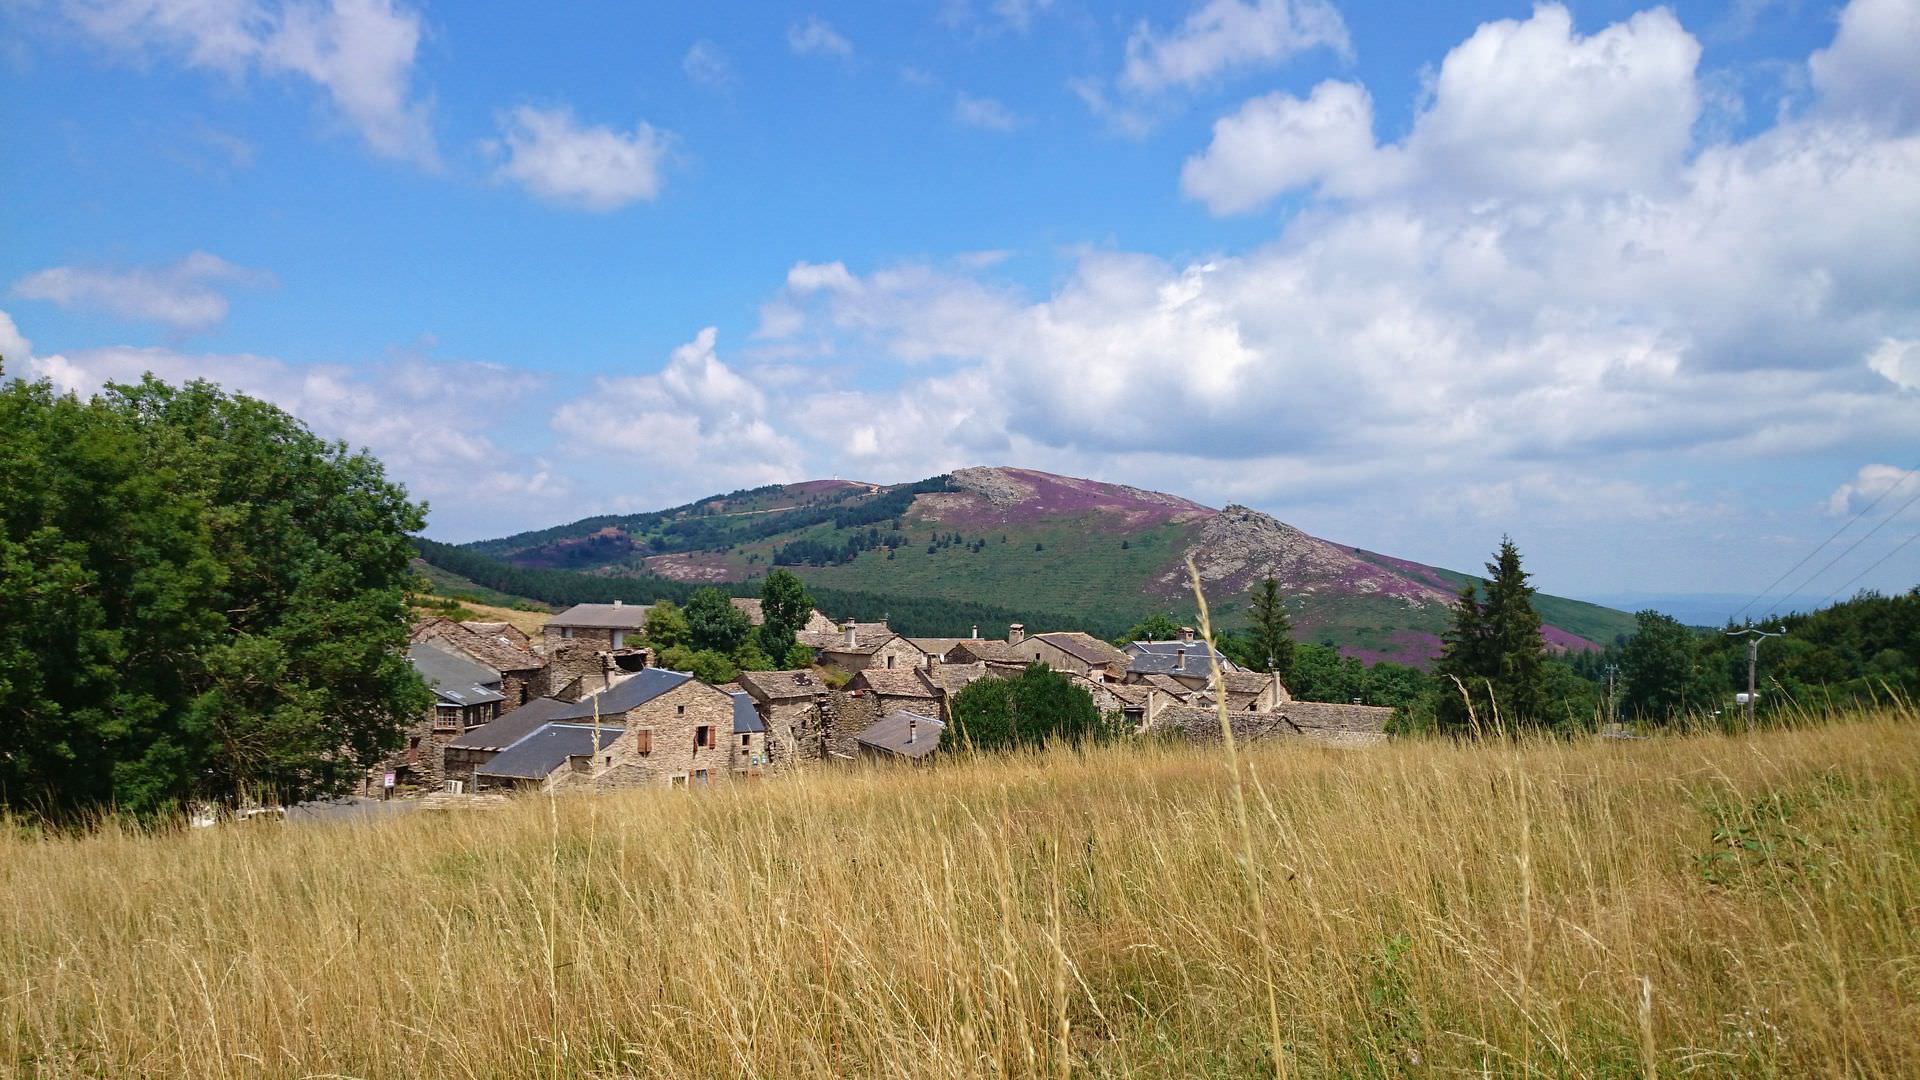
[1730,463,1919,623]
[1816,527,1920,609]
[1772,482,1920,614]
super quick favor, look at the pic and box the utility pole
[1604,663,1618,727]
[1725,626,1786,731]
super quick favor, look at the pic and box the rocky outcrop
[1162,504,1455,609]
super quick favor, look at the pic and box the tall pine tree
[1246,575,1296,683]
[1433,537,1549,732]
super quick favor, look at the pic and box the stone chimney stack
[843,619,858,650]
[1008,623,1025,644]
[1179,625,1194,643]
[613,599,623,608]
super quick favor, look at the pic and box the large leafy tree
[1433,537,1550,732]
[1620,610,1713,722]
[642,598,690,650]
[757,568,813,660]
[950,663,1109,750]
[0,372,430,817]
[1245,575,1296,681]
[684,587,750,654]
[1118,612,1183,644]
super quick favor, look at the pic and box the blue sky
[3,0,1918,614]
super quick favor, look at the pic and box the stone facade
[591,681,756,789]
[369,698,499,795]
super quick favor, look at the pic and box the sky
[2,0,1917,614]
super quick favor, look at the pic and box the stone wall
[813,691,880,761]
[594,680,744,789]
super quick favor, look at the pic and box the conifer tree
[1432,537,1548,732]
[1246,575,1296,682]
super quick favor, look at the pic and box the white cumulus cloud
[11,252,271,332]
[487,105,672,211]
[1828,464,1919,515]
[59,0,439,166]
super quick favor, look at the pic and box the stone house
[543,600,652,650]
[1029,631,1130,679]
[468,723,623,792]
[454,667,692,790]
[582,681,768,790]
[370,641,505,795]
[810,621,922,675]
[848,666,940,717]
[855,709,943,762]
[411,616,548,708]
[942,638,1032,674]
[734,669,830,768]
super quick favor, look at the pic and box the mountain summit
[470,466,1630,665]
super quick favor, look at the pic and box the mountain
[461,466,1635,666]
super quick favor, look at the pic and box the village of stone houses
[391,593,1389,802]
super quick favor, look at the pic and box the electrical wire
[1816,527,1920,609]
[1730,463,1919,623]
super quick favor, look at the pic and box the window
[886,654,895,669]
[633,728,653,755]
[612,630,625,649]
[695,725,714,749]
[432,706,461,732]
[561,626,574,639]
[740,733,751,747]
[693,769,710,787]
[671,774,687,788]
[604,756,612,767]
[676,704,685,715]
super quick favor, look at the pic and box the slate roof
[475,723,622,780]
[1036,632,1128,668]
[730,691,765,735]
[413,617,542,672]
[1140,673,1200,699]
[906,637,978,656]
[547,602,652,630]
[853,668,936,698]
[946,639,1031,665]
[1126,641,1235,676]
[549,667,692,719]
[462,620,533,649]
[409,642,505,707]
[1220,670,1274,697]
[856,710,943,760]
[735,669,831,701]
[799,622,895,652]
[447,697,576,750]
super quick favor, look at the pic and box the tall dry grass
[3,713,1917,1077]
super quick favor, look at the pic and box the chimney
[927,651,942,673]
[908,715,918,745]
[971,624,979,639]
[1179,626,1194,643]
[1008,623,1025,644]
[612,599,623,608]
[1175,648,1187,672]
[843,619,858,650]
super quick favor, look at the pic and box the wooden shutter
[635,728,652,754]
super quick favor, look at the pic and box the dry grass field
[3,712,1917,1078]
